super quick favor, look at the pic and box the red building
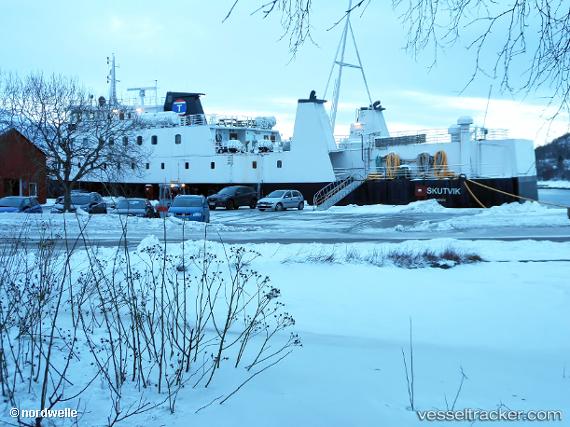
[0,128,47,203]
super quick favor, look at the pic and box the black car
[51,192,107,214]
[207,186,258,210]
[116,198,157,218]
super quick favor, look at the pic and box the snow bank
[400,201,569,232]
[315,199,451,215]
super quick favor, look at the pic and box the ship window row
[133,134,182,145]
[138,160,284,170]
[79,162,136,170]
[250,160,282,169]
[116,134,281,148]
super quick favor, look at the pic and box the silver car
[257,190,304,211]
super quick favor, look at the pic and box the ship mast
[107,54,119,106]
[323,0,373,132]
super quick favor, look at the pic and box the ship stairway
[313,172,366,211]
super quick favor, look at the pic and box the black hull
[64,176,538,209]
[341,175,538,208]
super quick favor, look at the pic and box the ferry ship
[81,11,538,209]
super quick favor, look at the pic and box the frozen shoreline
[538,180,570,189]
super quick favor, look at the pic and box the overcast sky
[1,0,568,145]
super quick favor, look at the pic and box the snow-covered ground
[1,238,568,426]
[1,199,569,426]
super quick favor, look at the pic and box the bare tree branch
[0,72,147,211]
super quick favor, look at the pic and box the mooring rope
[465,178,570,209]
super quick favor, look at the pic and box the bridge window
[252,161,257,169]
[145,163,150,169]
[161,162,165,169]
[270,134,276,142]
[151,135,158,145]
[137,136,143,145]
[210,162,215,169]
[131,162,135,170]
[175,134,182,144]
[123,136,128,145]
[277,160,282,168]
[229,132,238,140]
[185,162,189,169]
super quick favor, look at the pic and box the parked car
[207,186,257,210]
[0,196,42,214]
[168,195,210,222]
[257,190,305,211]
[51,192,107,214]
[116,198,157,218]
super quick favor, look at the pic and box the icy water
[539,188,570,206]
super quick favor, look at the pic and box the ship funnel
[292,93,337,153]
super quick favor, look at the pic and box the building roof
[0,127,47,157]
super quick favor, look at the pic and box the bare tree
[392,0,570,114]
[225,1,570,114]
[0,72,147,211]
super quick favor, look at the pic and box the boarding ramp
[313,171,366,211]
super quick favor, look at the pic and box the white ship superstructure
[123,92,336,187]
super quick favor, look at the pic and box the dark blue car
[0,196,43,214]
[168,195,210,222]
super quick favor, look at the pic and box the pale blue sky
[1,0,568,144]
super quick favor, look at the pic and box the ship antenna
[106,53,119,106]
[323,0,373,132]
[481,84,492,140]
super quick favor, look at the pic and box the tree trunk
[63,184,72,213]
[63,161,73,212]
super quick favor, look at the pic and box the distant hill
[535,133,570,180]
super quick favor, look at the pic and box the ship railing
[179,114,208,126]
[369,163,514,180]
[207,114,276,129]
[369,165,460,180]
[334,135,350,146]
[333,167,366,180]
[472,127,509,140]
[370,127,510,147]
[374,129,452,145]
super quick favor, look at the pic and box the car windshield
[217,187,238,196]
[267,190,286,198]
[71,195,92,205]
[172,197,203,208]
[0,197,23,208]
[118,199,145,209]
